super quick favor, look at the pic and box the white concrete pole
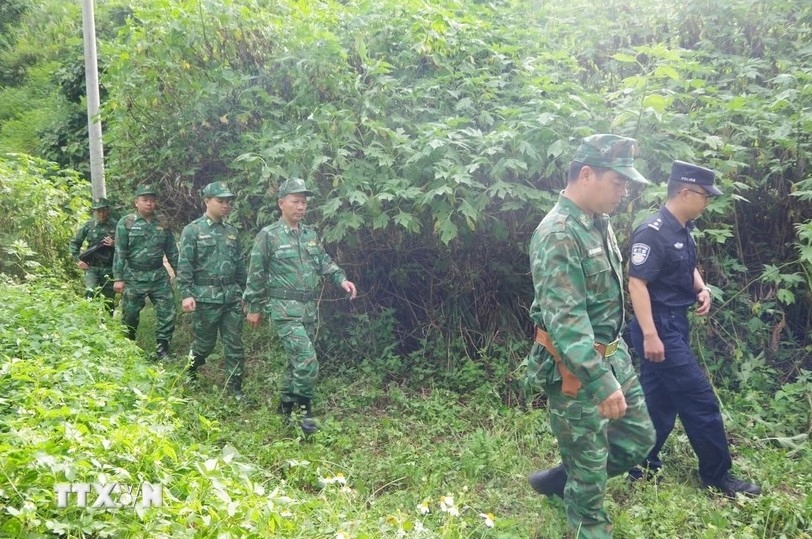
[81,0,106,199]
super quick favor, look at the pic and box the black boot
[187,353,206,380]
[628,461,662,483]
[156,339,170,359]
[297,397,319,434]
[278,400,295,425]
[528,464,567,498]
[227,375,253,405]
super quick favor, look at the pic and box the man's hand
[643,333,665,362]
[113,280,124,294]
[246,312,261,328]
[182,297,196,313]
[77,261,89,271]
[101,236,115,247]
[341,280,358,299]
[597,389,627,419]
[696,288,712,316]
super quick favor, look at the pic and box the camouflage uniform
[243,219,347,402]
[177,182,247,389]
[113,185,178,349]
[243,180,348,409]
[526,135,655,538]
[69,198,116,307]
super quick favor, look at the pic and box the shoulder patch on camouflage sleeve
[631,243,651,265]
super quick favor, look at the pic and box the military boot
[187,353,206,381]
[528,464,567,498]
[156,339,170,360]
[297,397,319,435]
[227,375,254,405]
[278,400,295,426]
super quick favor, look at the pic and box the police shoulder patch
[631,243,651,265]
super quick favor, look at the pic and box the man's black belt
[194,276,236,286]
[128,260,164,271]
[268,288,316,302]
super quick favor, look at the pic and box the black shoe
[703,473,761,498]
[187,353,206,380]
[156,340,170,359]
[628,464,661,483]
[226,375,254,405]
[528,464,567,498]
[297,398,320,434]
[278,400,294,418]
[300,417,319,435]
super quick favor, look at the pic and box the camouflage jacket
[69,217,117,267]
[243,219,347,321]
[526,194,635,403]
[112,213,178,282]
[176,215,246,304]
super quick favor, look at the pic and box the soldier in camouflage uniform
[69,197,117,312]
[243,178,357,434]
[113,184,179,359]
[177,181,248,399]
[525,135,655,538]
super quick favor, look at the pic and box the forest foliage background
[2,0,810,384]
[1,0,812,537]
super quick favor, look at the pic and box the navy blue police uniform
[627,203,732,485]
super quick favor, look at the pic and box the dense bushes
[0,281,303,537]
[1,0,810,383]
[0,154,87,281]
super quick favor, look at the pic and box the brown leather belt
[534,327,619,397]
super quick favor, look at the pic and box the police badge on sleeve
[631,243,651,265]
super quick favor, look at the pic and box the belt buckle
[604,339,619,358]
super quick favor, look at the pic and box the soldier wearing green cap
[243,178,358,433]
[113,184,179,359]
[69,196,117,312]
[177,182,248,399]
[525,135,655,538]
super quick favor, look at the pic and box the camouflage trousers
[122,275,176,343]
[547,376,655,539]
[192,301,245,382]
[272,319,318,402]
[84,266,116,311]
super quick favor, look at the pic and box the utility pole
[81,0,106,199]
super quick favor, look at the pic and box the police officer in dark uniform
[627,160,761,497]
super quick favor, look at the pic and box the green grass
[2,280,811,538]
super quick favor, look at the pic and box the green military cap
[200,181,235,198]
[278,178,314,198]
[91,197,110,209]
[572,134,649,184]
[134,184,158,197]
